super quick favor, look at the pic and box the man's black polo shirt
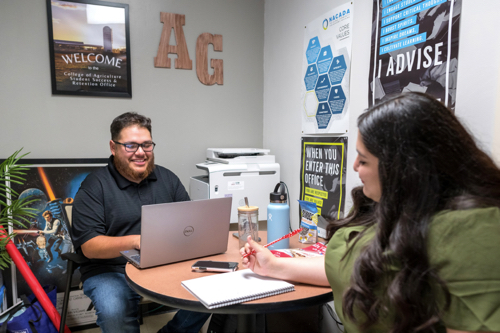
[71,156,190,282]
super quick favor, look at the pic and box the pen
[242,228,303,258]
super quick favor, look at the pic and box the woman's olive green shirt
[325,207,500,332]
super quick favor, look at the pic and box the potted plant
[0,149,37,269]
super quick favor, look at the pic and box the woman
[241,92,500,333]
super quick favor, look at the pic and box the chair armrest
[61,252,89,265]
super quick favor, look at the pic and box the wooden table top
[125,231,333,314]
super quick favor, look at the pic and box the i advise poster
[301,2,353,134]
[368,0,461,109]
[300,137,348,238]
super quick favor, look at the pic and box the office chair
[59,252,89,333]
[57,205,158,332]
[58,204,89,333]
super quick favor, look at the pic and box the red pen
[242,228,303,258]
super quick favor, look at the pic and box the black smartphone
[191,260,239,272]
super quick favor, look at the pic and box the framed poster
[46,0,132,97]
[300,137,348,238]
[1,158,107,327]
[301,2,353,134]
[368,0,461,109]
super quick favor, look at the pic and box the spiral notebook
[181,269,295,309]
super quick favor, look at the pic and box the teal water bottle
[267,182,290,250]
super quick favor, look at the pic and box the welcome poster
[368,0,461,109]
[47,0,131,97]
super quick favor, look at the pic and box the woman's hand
[240,235,277,277]
[240,236,330,286]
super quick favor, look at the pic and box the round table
[125,231,333,332]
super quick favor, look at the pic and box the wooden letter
[196,33,223,85]
[154,12,192,69]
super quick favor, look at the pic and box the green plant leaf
[0,149,36,269]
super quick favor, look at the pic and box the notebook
[181,269,295,309]
[120,197,232,269]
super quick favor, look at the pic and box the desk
[125,231,333,332]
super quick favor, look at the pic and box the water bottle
[267,182,290,250]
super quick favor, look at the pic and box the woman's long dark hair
[326,92,500,332]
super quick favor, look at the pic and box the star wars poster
[7,159,106,326]
[368,0,461,109]
[300,137,348,238]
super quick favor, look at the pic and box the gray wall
[263,0,500,229]
[0,0,265,187]
[3,0,500,229]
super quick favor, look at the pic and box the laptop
[120,197,232,269]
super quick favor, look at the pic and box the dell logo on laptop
[184,226,195,236]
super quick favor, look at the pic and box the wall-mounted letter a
[154,12,192,69]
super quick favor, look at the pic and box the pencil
[242,227,303,258]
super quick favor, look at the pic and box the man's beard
[114,154,155,183]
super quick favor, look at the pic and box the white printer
[189,148,280,223]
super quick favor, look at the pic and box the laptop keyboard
[131,254,141,262]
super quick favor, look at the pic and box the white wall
[263,0,500,229]
[455,1,500,156]
[0,0,265,188]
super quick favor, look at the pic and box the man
[40,210,63,262]
[71,112,210,333]
[36,235,49,262]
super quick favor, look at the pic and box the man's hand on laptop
[81,235,142,259]
[133,235,141,250]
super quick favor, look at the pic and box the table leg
[237,313,255,332]
[237,313,266,333]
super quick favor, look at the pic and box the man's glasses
[113,140,156,152]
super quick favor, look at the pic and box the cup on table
[237,205,259,249]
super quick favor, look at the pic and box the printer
[189,148,280,223]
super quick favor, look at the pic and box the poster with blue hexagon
[2,158,106,327]
[300,137,348,238]
[368,0,461,109]
[301,2,353,134]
